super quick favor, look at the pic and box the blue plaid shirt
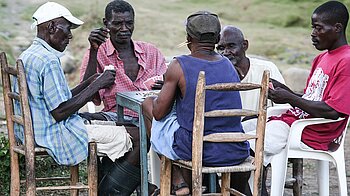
[15,37,88,165]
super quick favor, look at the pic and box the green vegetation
[0,133,11,194]
[5,0,350,75]
[0,133,87,196]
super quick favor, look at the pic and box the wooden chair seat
[173,156,255,173]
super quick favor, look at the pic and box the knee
[141,97,154,116]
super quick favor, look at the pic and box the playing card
[143,75,163,90]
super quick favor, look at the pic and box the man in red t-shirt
[250,1,350,195]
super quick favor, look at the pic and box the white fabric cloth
[247,120,290,166]
[85,121,133,161]
[241,57,285,111]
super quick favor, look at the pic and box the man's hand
[88,27,110,50]
[95,69,116,89]
[151,80,164,90]
[269,78,291,91]
[268,87,295,104]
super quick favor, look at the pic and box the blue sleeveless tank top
[172,55,250,166]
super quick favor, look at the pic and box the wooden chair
[160,70,270,196]
[0,52,98,196]
[285,158,303,196]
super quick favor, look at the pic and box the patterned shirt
[15,37,88,165]
[80,39,167,116]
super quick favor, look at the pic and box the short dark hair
[313,1,349,32]
[105,0,135,20]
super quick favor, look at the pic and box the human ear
[334,23,343,33]
[47,21,56,34]
[243,40,249,51]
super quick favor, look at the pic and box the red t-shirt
[271,45,350,150]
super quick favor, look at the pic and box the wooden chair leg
[26,153,36,196]
[88,142,98,196]
[10,152,20,196]
[292,158,303,196]
[221,173,230,196]
[160,156,172,196]
[70,165,79,196]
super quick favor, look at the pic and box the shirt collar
[33,37,64,58]
[106,38,144,56]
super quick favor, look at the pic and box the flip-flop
[171,182,190,196]
[150,188,160,196]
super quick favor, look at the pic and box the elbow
[318,110,340,120]
[153,110,163,121]
[51,110,65,122]
[327,111,340,120]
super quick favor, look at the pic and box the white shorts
[247,120,290,166]
[85,120,133,161]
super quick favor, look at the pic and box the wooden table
[116,91,158,196]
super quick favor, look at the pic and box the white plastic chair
[269,105,349,196]
[86,101,161,187]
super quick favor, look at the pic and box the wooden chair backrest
[0,52,36,187]
[192,70,269,195]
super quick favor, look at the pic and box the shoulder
[134,41,161,52]
[21,45,59,68]
[249,56,278,69]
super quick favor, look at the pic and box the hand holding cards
[143,75,164,90]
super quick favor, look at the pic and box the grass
[4,0,350,81]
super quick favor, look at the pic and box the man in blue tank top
[142,11,251,195]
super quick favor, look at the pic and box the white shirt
[240,57,285,111]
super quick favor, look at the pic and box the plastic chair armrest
[267,105,291,117]
[289,117,345,149]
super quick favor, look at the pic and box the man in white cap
[17,3,138,195]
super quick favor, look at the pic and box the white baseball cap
[31,1,83,29]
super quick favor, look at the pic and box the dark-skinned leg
[142,98,190,195]
[261,166,269,196]
[172,165,190,195]
[142,97,156,137]
[230,172,252,196]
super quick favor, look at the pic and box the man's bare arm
[71,73,99,96]
[268,87,340,119]
[152,59,182,120]
[51,70,115,122]
[82,27,109,81]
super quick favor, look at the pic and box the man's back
[18,38,88,166]
[172,55,250,166]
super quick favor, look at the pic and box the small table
[116,91,159,196]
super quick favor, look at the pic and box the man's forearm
[288,96,339,119]
[83,48,99,81]
[51,84,101,122]
[71,77,93,96]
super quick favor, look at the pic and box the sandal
[150,188,160,196]
[171,182,190,196]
